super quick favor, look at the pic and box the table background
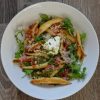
[0,0,100,100]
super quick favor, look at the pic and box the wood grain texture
[0,0,100,100]
[0,0,5,23]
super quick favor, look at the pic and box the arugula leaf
[68,43,78,63]
[40,14,49,21]
[80,67,87,79]
[35,36,44,42]
[70,63,81,73]
[69,67,86,79]
[15,30,24,58]
[23,69,33,75]
[39,14,51,25]
[80,33,87,43]
[59,68,65,73]
[15,51,21,58]
[68,43,77,55]
[62,18,74,35]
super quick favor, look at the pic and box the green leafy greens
[15,30,24,58]
[68,43,86,79]
[68,43,78,63]
[69,64,86,79]
[39,14,52,25]
[23,69,33,75]
[22,62,33,75]
[34,35,44,42]
[80,32,87,43]
[62,18,74,35]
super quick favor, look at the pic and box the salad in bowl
[13,14,87,85]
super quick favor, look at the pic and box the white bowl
[1,2,99,100]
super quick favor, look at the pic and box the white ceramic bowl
[1,2,99,100]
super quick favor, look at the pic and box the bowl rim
[1,1,99,100]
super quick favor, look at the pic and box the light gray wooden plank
[0,0,5,23]
[4,0,17,23]
[17,0,62,11]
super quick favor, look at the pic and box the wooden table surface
[0,0,100,100]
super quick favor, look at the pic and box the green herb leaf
[15,51,21,58]
[59,68,65,73]
[68,43,78,63]
[39,14,52,25]
[69,67,87,79]
[68,43,77,54]
[40,14,49,21]
[23,69,33,75]
[35,36,44,42]
[23,62,31,66]
[70,63,81,73]
[62,18,74,35]
[15,30,24,58]
[80,67,87,79]
[80,33,87,43]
